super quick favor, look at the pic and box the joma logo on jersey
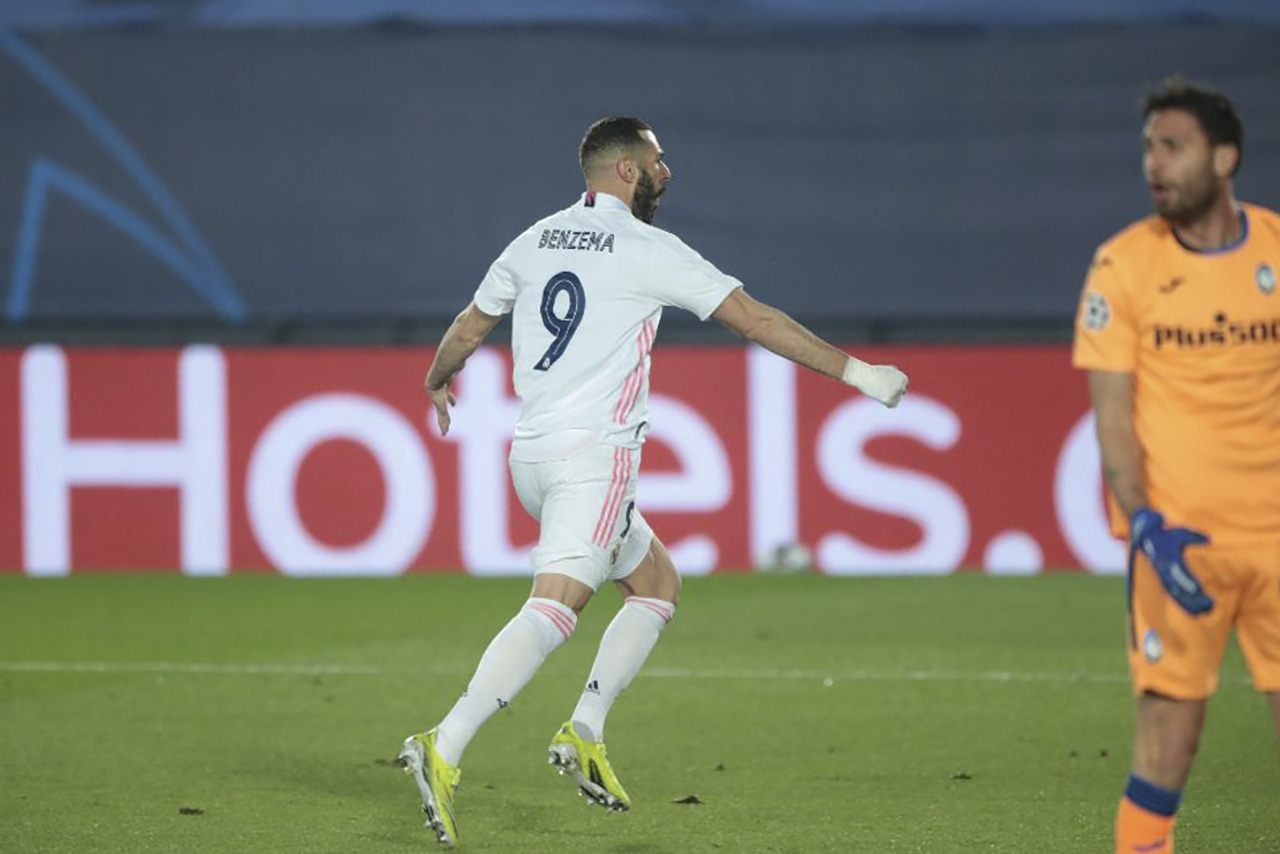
[1153,312,1280,350]
[538,229,615,253]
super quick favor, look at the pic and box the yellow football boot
[398,730,461,847]
[547,721,631,812]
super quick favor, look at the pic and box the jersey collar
[1173,208,1249,256]
[581,191,631,213]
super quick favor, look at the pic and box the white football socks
[434,597,577,765]
[570,596,675,741]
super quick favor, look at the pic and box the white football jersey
[474,191,742,462]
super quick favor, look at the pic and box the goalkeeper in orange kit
[1073,77,1280,854]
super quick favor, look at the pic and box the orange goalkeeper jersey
[1072,202,1280,545]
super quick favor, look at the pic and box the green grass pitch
[1,573,1276,853]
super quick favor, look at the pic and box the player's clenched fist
[842,358,908,408]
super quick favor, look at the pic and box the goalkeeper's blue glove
[1129,508,1213,616]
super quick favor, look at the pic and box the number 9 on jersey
[535,271,586,371]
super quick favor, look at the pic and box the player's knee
[658,564,681,606]
[620,538,681,604]
[530,568,596,613]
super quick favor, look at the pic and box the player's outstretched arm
[424,301,504,435]
[711,288,907,407]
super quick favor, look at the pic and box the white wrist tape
[842,356,908,408]
[841,357,873,389]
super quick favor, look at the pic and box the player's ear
[615,157,635,184]
[1213,143,1239,179]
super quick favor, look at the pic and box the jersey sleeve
[1072,247,1137,372]
[473,244,519,317]
[645,232,743,320]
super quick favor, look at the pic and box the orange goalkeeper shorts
[1127,540,1280,699]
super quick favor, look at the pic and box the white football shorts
[510,442,654,590]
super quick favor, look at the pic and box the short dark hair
[1143,76,1244,175]
[579,116,652,173]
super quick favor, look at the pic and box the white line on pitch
[0,660,1137,684]
[0,661,383,675]
[642,667,1134,684]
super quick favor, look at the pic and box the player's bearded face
[1144,110,1220,226]
[1150,154,1216,224]
[632,167,664,224]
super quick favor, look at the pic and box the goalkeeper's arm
[1087,369,1148,516]
[711,288,907,407]
[1089,369,1213,614]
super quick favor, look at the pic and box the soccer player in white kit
[398,117,908,847]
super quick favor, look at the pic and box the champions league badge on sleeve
[1083,292,1111,330]
[1257,263,1276,295]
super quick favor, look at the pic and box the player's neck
[1171,195,1242,252]
[585,183,634,210]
